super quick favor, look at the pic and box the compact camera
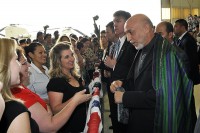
[93,15,99,21]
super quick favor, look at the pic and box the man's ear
[169,32,173,39]
[144,24,152,33]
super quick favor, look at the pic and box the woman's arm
[29,90,92,133]
[7,112,31,133]
[48,91,72,114]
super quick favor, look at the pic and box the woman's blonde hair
[49,42,80,81]
[0,38,17,101]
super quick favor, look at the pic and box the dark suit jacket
[178,32,200,85]
[177,32,198,131]
[123,43,156,133]
[122,34,197,132]
[98,42,113,83]
[111,38,137,83]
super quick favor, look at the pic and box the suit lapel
[116,39,130,61]
[117,43,125,61]
[178,32,188,47]
[135,44,154,80]
[136,55,152,78]
[127,50,140,80]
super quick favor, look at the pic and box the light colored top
[27,62,49,100]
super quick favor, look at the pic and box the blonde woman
[0,38,38,133]
[11,47,91,133]
[47,42,91,132]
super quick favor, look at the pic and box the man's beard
[134,43,144,50]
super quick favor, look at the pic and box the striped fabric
[84,69,103,133]
[152,36,194,133]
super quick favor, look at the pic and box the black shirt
[0,100,39,133]
[47,77,87,133]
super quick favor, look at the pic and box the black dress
[0,100,39,133]
[47,77,87,133]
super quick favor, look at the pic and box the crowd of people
[0,10,200,133]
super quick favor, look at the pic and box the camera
[93,15,99,21]
[43,25,49,29]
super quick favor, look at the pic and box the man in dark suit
[101,21,118,130]
[174,19,200,85]
[104,11,137,133]
[111,14,196,133]
[105,11,136,83]
[174,19,199,131]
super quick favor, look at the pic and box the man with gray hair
[111,14,195,133]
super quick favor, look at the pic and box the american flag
[84,69,103,133]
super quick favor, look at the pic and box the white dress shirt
[114,35,126,59]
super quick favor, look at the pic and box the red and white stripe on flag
[84,80,103,133]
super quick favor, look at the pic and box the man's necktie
[109,44,116,59]
[176,39,181,46]
[134,50,146,80]
[138,53,146,72]
[114,39,121,58]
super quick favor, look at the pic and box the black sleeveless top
[47,77,87,133]
[0,100,39,133]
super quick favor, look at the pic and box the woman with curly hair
[47,42,91,132]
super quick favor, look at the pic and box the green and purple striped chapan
[152,36,193,133]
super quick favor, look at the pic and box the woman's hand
[72,89,92,105]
